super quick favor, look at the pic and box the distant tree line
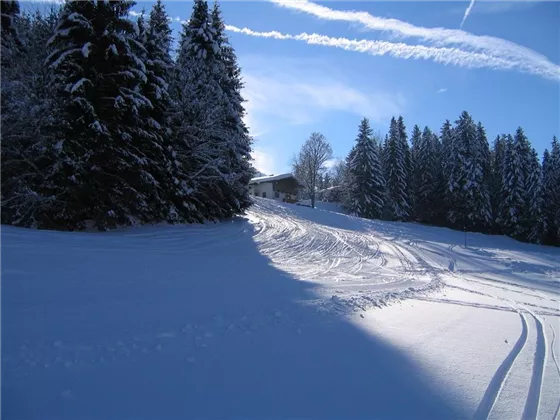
[1,0,253,231]
[318,115,560,246]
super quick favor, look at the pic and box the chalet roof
[249,173,296,185]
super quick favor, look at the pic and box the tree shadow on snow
[2,219,470,419]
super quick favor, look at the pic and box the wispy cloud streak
[268,0,559,82]
[226,25,551,77]
[460,0,476,28]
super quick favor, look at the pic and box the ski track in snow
[549,324,560,420]
[523,312,546,420]
[3,198,560,419]
[473,312,529,420]
[246,200,442,312]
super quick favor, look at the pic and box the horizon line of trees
[315,114,560,246]
[1,0,254,231]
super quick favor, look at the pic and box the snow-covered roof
[249,173,296,185]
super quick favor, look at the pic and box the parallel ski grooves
[473,312,528,420]
[549,324,560,420]
[523,313,546,420]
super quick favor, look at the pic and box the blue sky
[27,1,560,174]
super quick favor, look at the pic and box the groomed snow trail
[246,199,440,311]
[249,199,560,419]
[2,198,559,419]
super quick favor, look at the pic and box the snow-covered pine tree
[514,127,539,241]
[440,119,453,171]
[542,136,560,245]
[410,124,422,219]
[440,119,454,225]
[1,1,25,130]
[44,0,163,230]
[346,118,385,219]
[1,6,62,227]
[145,0,174,121]
[398,116,413,220]
[1,0,23,67]
[1,0,28,225]
[430,131,447,225]
[447,111,491,230]
[526,147,545,243]
[342,145,357,211]
[498,132,527,239]
[541,149,551,241]
[490,135,507,231]
[476,122,493,196]
[383,117,410,221]
[550,136,560,240]
[132,0,188,223]
[471,121,493,228]
[211,2,253,212]
[171,0,236,221]
[414,127,440,223]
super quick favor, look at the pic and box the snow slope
[2,198,559,419]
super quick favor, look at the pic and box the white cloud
[175,16,181,22]
[240,55,405,135]
[267,0,560,82]
[460,0,476,28]
[437,88,448,93]
[227,25,537,76]
[129,10,142,17]
[240,55,404,175]
[252,148,277,175]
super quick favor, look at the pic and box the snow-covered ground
[2,198,559,419]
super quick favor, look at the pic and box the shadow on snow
[2,217,469,419]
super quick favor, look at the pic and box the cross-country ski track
[2,197,559,419]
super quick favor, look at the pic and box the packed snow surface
[2,198,560,419]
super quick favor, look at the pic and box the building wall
[250,182,297,202]
[251,182,274,199]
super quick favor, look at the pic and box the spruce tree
[498,132,527,239]
[430,131,447,225]
[526,147,545,243]
[384,117,410,221]
[476,122,493,194]
[410,124,422,219]
[472,121,493,227]
[342,145,357,211]
[414,127,440,223]
[211,1,253,212]
[1,6,61,227]
[440,119,454,225]
[1,0,23,67]
[145,0,173,131]
[447,111,491,230]
[347,118,385,219]
[543,136,560,244]
[398,116,413,220]
[171,0,233,221]
[490,135,507,231]
[135,0,184,222]
[44,0,160,230]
